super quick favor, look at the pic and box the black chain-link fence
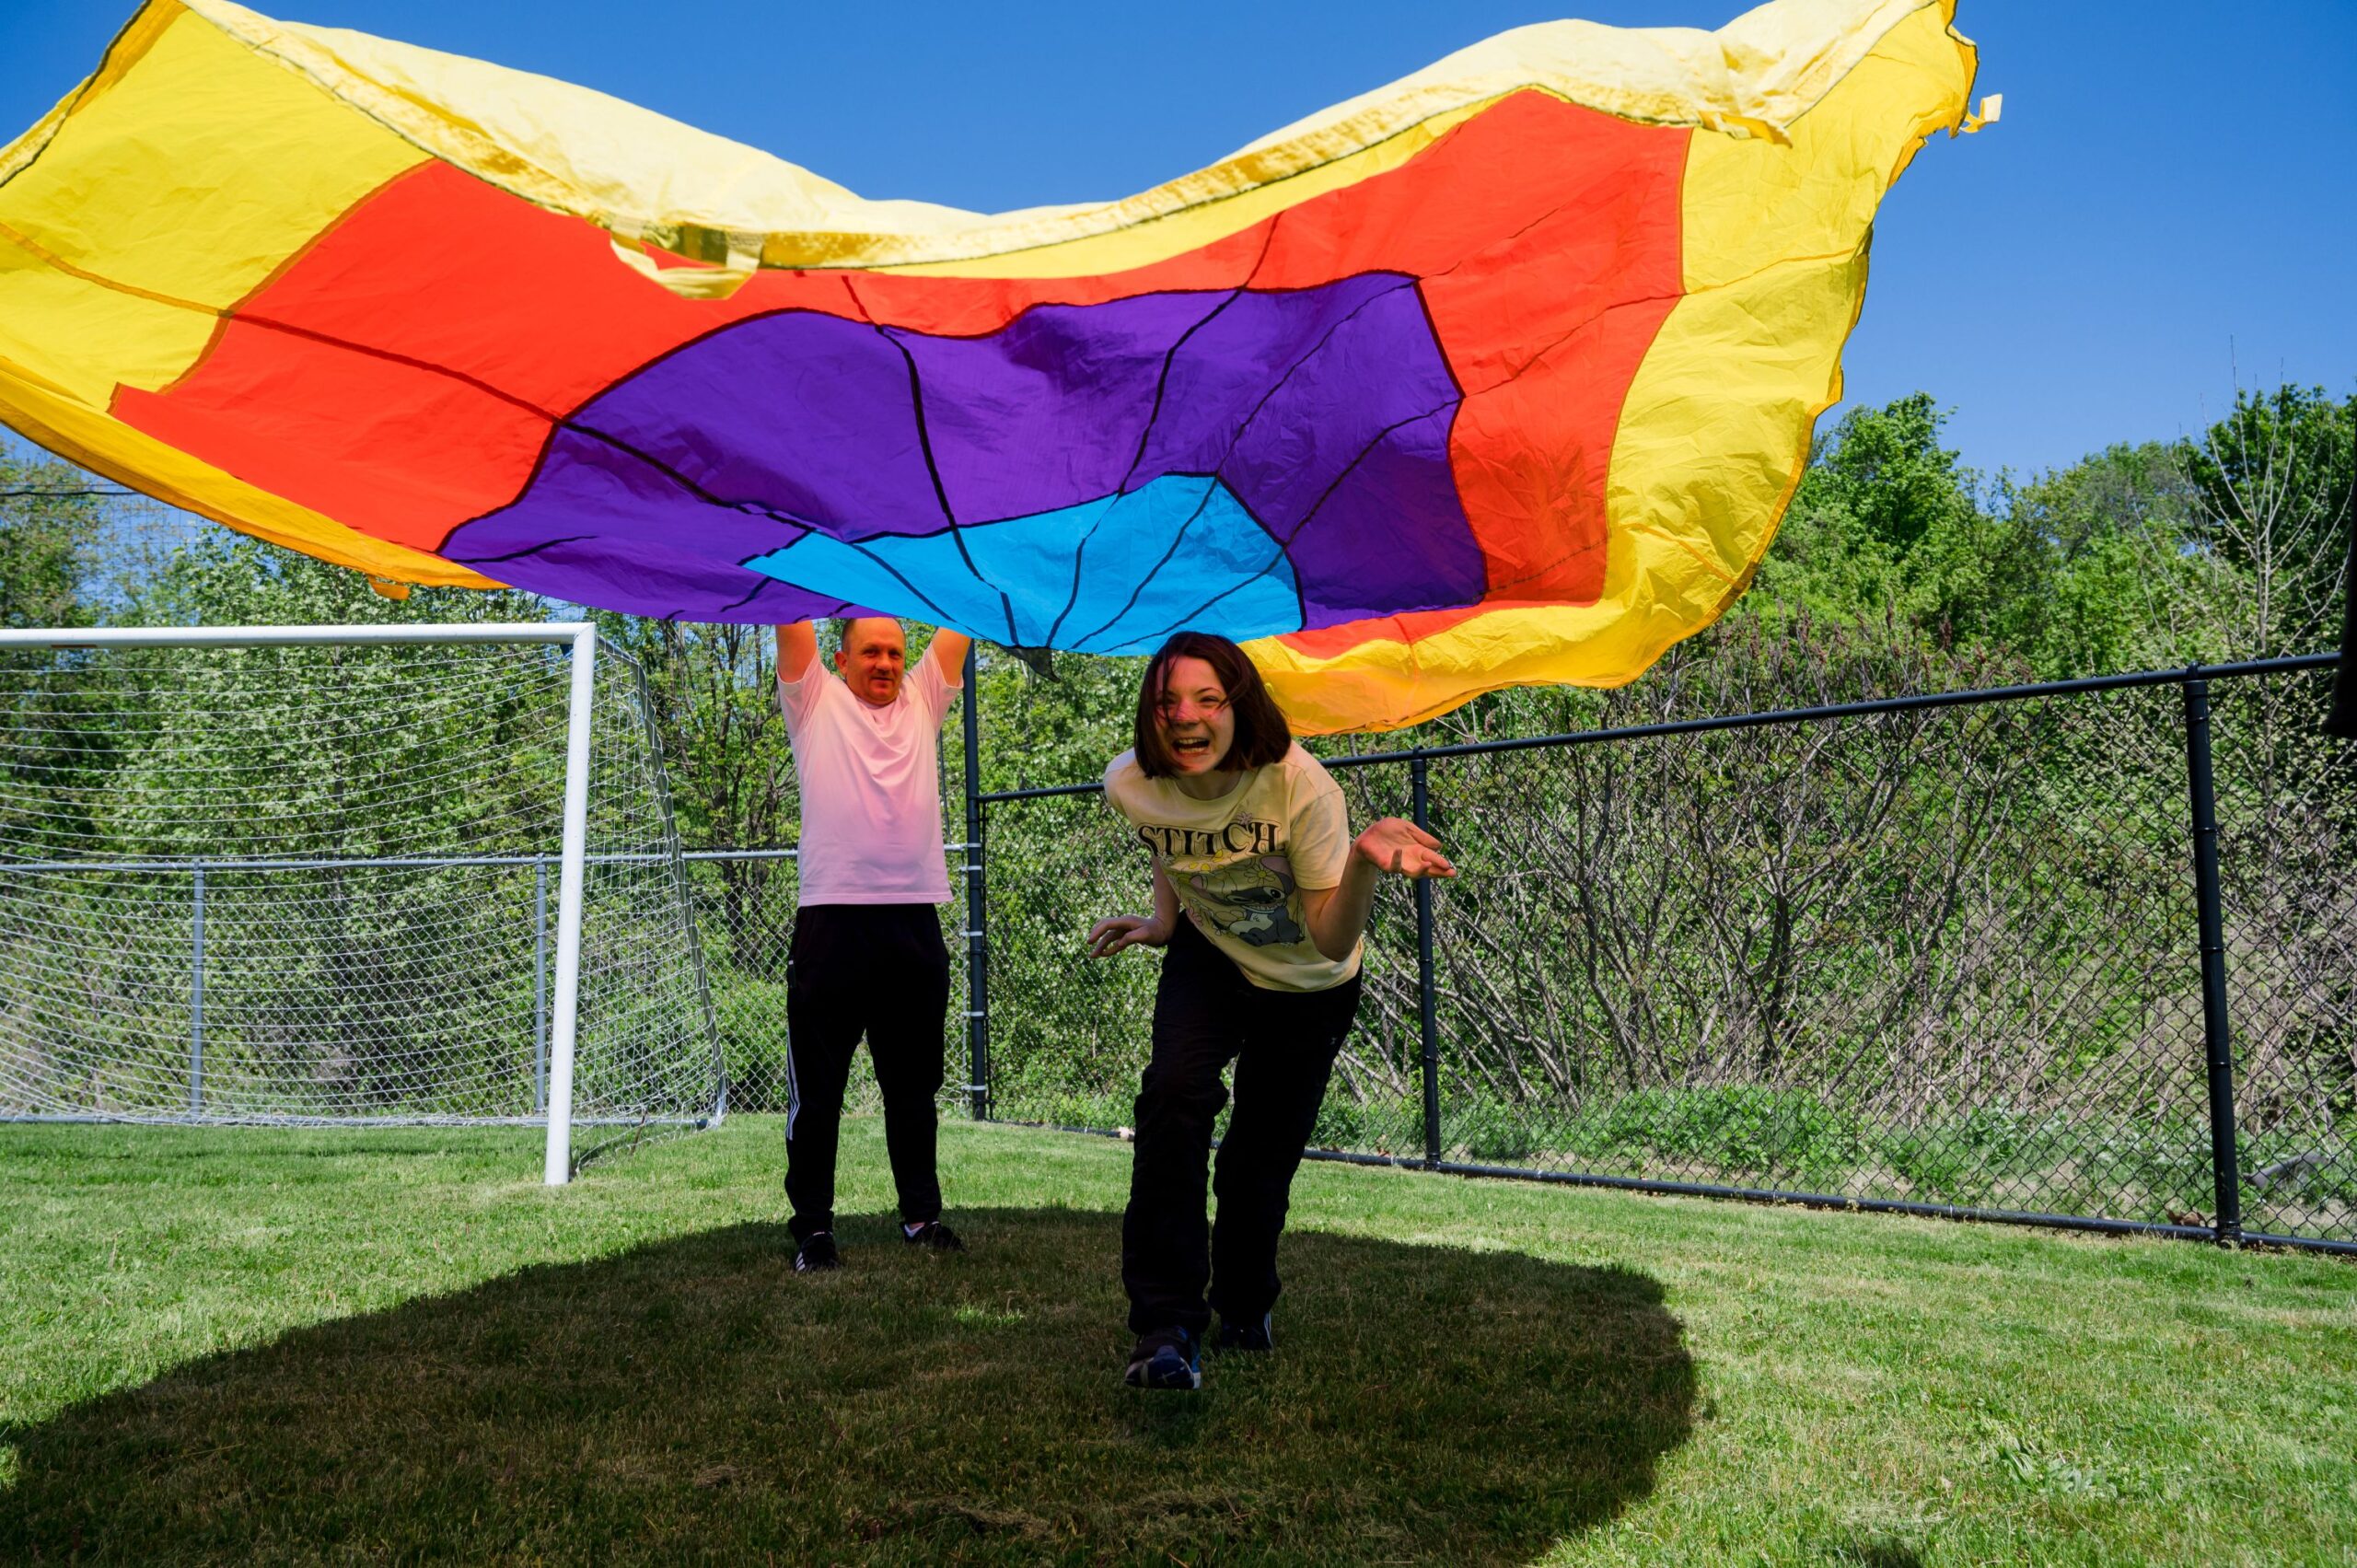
[970,655,2355,1253]
[15,645,2328,1243]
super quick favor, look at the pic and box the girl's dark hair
[1132,631,1293,779]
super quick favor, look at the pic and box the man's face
[835,619,908,707]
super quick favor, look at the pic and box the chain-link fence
[10,638,2346,1248]
[679,845,974,1119]
[0,633,724,1168]
[974,655,2355,1253]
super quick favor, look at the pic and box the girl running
[1088,631,1455,1389]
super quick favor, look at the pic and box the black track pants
[784,902,951,1243]
[1121,916,1364,1336]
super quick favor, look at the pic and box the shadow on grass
[0,1208,1692,1565]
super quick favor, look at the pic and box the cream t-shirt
[779,651,959,906]
[1102,742,1358,993]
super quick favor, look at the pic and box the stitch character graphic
[1184,857,1303,947]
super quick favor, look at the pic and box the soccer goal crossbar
[0,623,725,1183]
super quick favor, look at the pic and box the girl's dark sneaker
[793,1232,841,1272]
[1213,1313,1274,1352]
[1124,1327,1202,1389]
[903,1220,966,1252]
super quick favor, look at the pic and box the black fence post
[961,644,990,1121]
[2180,675,2243,1245]
[1410,755,1442,1167]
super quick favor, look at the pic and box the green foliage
[1737,387,2352,684]
[2178,382,2355,659]
[0,451,108,630]
[1800,392,1980,555]
[118,528,549,631]
[970,646,1138,794]
[589,616,791,849]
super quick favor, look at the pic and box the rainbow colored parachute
[0,0,1980,731]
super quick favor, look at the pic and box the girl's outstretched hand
[1353,817,1457,879]
[1087,914,1173,958]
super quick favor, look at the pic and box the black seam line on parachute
[1411,280,1483,601]
[688,575,806,622]
[1037,244,1271,645]
[1015,177,1561,645]
[450,533,598,566]
[550,409,967,630]
[1039,223,1290,649]
[408,319,967,633]
[1428,285,1690,601]
[553,414,964,631]
[435,276,1420,587]
[1220,192,1593,617]
[1067,480,1289,654]
[689,469,1219,552]
[230,283,1387,489]
[1111,186,1578,639]
[709,575,799,618]
[1207,276,1680,625]
[1135,405,1455,650]
[836,272,1018,644]
[1064,293,1415,648]
[1065,274,1426,648]
[219,273,1427,553]
[892,324,1019,642]
[239,312,564,423]
[1276,405,1459,633]
[1276,405,1458,631]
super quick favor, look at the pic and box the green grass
[2,1119,2352,1565]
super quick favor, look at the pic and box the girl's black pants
[1122,915,1364,1336]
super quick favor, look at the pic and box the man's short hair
[830,616,903,656]
[1132,631,1294,779]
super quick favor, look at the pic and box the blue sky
[5,0,2353,482]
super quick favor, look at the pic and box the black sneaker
[1124,1326,1202,1390]
[793,1232,841,1273]
[1213,1312,1274,1353]
[903,1220,966,1253]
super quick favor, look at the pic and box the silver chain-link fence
[0,635,724,1167]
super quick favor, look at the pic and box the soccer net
[0,624,724,1179]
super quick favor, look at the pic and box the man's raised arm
[925,628,973,686]
[775,621,819,685]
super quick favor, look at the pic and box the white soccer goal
[0,623,724,1182]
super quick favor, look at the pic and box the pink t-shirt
[778,650,960,907]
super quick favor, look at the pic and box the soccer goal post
[0,622,725,1183]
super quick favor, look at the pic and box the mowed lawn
[1,1117,2351,1566]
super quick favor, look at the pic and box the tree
[1794,391,1980,556]
[0,450,109,630]
[2178,383,2354,662]
[1999,441,2213,675]
[120,528,544,632]
[590,615,800,977]
[1740,393,2048,671]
